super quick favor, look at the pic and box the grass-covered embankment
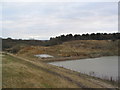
[2,53,118,88]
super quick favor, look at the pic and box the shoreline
[47,59,119,87]
[3,52,118,88]
[41,55,118,63]
[48,61,118,81]
[16,52,119,84]
[46,55,119,86]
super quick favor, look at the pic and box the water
[49,56,118,81]
[35,54,54,58]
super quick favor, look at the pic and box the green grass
[42,83,52,88]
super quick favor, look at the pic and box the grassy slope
[2,53,117,88]
[17,40,119,62]
[2,54,78,88]
[2,40,119,88]
[0,53,2,88]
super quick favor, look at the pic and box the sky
[1,2,118,40]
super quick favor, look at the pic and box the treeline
[1,32,120,51]
[49,33,120,45]
[2,38,46,51]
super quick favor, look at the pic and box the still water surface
[35,54,54,58]
[49,56,118,81]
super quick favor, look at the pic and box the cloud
[1,0,119,2]
[2,2,118,39]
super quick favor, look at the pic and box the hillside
[2,33,120,51]
[2,39,119,88]
[16,40,119,62]
[2,53,118,88]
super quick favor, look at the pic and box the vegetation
[16,40,119,63]
[1,32,120,88]
[2,32,120,51]
[49,33,120,45]
[2,53,118,88]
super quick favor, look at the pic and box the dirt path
[51,65,118,88]
[6,53,118,89]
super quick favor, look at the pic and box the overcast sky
[1,2,118,40]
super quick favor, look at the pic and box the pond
[35,54,54,58]
[49,56,118,81]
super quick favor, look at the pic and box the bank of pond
[48,56,119,83]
